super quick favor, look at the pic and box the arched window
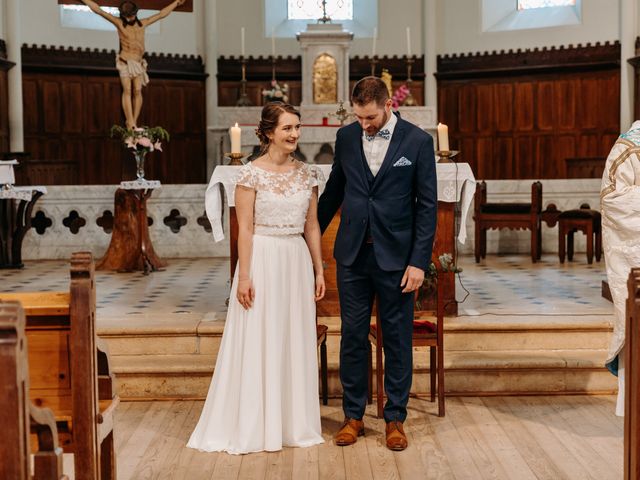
[482,0,581,32]
[266,0,373,40]
[518,0,576,9]
[287,0,353,21]
[59,5,159,32]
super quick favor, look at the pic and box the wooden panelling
[217,55,425,107]
[19,46,206,185]
[438,70,619,180]
[0,40,10,152]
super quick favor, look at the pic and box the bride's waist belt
[254,224,304,236]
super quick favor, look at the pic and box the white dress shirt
[362,113,397,177]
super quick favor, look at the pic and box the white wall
[5,0,624,61]
[0,0,5,40]
[18,0,204,56]
[437,0,619,56]
[216,0,424,57]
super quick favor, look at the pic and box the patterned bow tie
[365,129,391,142]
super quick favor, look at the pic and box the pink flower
[125,137,136,149]
[137,137,152,148]
[153,141,163,152]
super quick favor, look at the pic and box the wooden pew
[0,301,67,480]
[626,268,640,479]
[0,252,119,480]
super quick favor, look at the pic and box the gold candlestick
[402,56,417,106]
[225,152,248,166]
[369,56,379,76]
[271,55,277,82]
[236,57,252,107]
[436,150,460,163]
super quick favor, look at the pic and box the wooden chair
[474,181,543,263]
[368,267,445,418]
[317,324,329,405]
[0,301,67,480]
[0,252,119,480]
[625,267,640,479]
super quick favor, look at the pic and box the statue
[79,0,185,128]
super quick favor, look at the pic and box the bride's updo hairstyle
[255,101,301,156]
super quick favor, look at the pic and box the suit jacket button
[361,219,366,224]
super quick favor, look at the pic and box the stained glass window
[287,0,353,21]
[517,0,575,10]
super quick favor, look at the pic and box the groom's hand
[401,266,424,293]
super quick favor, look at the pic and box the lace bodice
[235,160,324,236]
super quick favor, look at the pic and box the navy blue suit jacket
[317,115,438,272]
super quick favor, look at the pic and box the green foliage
[415,253,462,310]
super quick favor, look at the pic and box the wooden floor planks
[100,396,623,480]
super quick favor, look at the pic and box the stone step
[98,314,613,356]
[110,348,616,400]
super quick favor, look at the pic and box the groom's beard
[368,109,389,135]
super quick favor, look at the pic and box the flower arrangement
[110,125,170,153]
[262,80,290,103]
[415,253,462,311]
[391,84,411,110]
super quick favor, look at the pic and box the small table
[0,186,47,269]
[558,209,602,264]
[97,180,166,274]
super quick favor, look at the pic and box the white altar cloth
[205,163,476,244]
[0,185,48,202]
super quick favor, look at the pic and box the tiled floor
[0,258,229,317]
[0,254,612,321]
[458,254,611,317]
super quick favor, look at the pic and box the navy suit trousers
[337,243,414,423]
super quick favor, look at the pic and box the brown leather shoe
[385,421,408,451]
[334,418,364,446]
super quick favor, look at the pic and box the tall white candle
[437,123,449,152]
[372,27,377,58]
[406,26,411,57]
[229,122,242,154]
[271,28,276,57]
[241,27,245,57]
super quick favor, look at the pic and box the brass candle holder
[271,55,277,82]
[236,57,252,107]
[402,56,417,106]
[369,56,379,76]
[436,150,460,163]
[225,152,247,166]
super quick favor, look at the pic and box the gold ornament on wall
[313,53,338,104]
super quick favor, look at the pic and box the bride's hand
[315,273,325,301]
[237,278,254,310]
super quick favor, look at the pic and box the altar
[207,105,438,174]
[205,163,476,315]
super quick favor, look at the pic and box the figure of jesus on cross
[79,0,185,128]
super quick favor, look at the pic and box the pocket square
[393,157,412,167]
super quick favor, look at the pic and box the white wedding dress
[187,160,325,454]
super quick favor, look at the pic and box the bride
[187,102,326,454]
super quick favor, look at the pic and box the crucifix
[318,0,331,24]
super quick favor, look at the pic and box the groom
[318,76,437,451]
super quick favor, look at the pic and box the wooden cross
[58,0,193,12]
